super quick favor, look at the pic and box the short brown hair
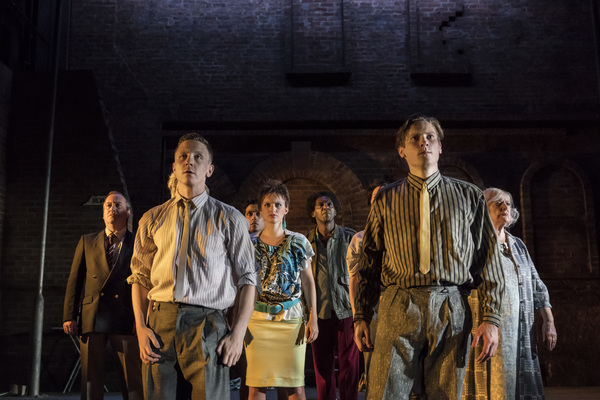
[258,180,290,209]
[395,114,444,149]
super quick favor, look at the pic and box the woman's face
[261,193,289,226]
[487,194,512,230]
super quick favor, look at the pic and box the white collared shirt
[128,191,259,309]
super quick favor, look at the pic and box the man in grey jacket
[305,191,359,400]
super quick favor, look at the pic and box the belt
[254,298,300,314]
[390,284,469,296]
[153,301,215,311]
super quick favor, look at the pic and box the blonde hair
[167,173,178,198]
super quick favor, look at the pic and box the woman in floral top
[244,179,318,400]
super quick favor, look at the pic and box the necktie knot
[180,198,193,208]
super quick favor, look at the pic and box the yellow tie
[174,200,190,301]
[419,181,430,275]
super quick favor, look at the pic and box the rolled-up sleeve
[127,211,156,290]
[346,232,364,277]
[227,211,260,288]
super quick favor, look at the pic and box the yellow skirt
[244,316,306,388]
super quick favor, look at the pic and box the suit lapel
[107,231,134,281]
[92,231,111,283]
[115,231,134,275]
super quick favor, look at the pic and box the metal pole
[29,0,63,395]
[591,0,600,103]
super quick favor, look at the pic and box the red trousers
[311,312,360,400]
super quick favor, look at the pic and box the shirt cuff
[237,274,261,293]
[538,301,552,309]
[353,311,372,324]
[126,274,152,290]
[482,313,501,327]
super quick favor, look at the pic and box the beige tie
[419,181,430,274]
[174,200,190,301]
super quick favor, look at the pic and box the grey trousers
[366,286,472,400]
[144,302,230,400]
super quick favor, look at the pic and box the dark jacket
[63,230,136,334]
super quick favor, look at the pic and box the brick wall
[1,0,600,390]
[0,70,127,389]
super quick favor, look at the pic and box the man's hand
[353,320,373,352]
[305,314,319,344]
[63,320,78,335]
[216,330,244,367]
[471,322,499,363]
[216,284,256,367]
[137,326,161,364]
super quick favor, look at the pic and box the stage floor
[2,387,599,399]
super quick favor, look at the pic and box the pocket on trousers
[448,292,472,366]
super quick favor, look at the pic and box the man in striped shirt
[353,115,505,400]
[128,133,259,399]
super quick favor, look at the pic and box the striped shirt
[355,170,505,326]
[127,191,259,310]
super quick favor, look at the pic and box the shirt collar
[105,226,126,241]
[407,170,441,192]
[315,224,339,240]
[175,189,209,209]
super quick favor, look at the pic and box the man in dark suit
[63,191,143,400]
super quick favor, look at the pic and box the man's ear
[172,162,176,172]
[397,146,406,159]
[439,142,443,154]
[206,164,215,178]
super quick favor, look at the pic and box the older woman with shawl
[462,187,557,400]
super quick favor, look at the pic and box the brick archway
[521,159,599,277]
[206,165,238,205]
[237,149,368,232]
[439,156,485,188]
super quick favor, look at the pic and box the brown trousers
[80,332,143,400]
